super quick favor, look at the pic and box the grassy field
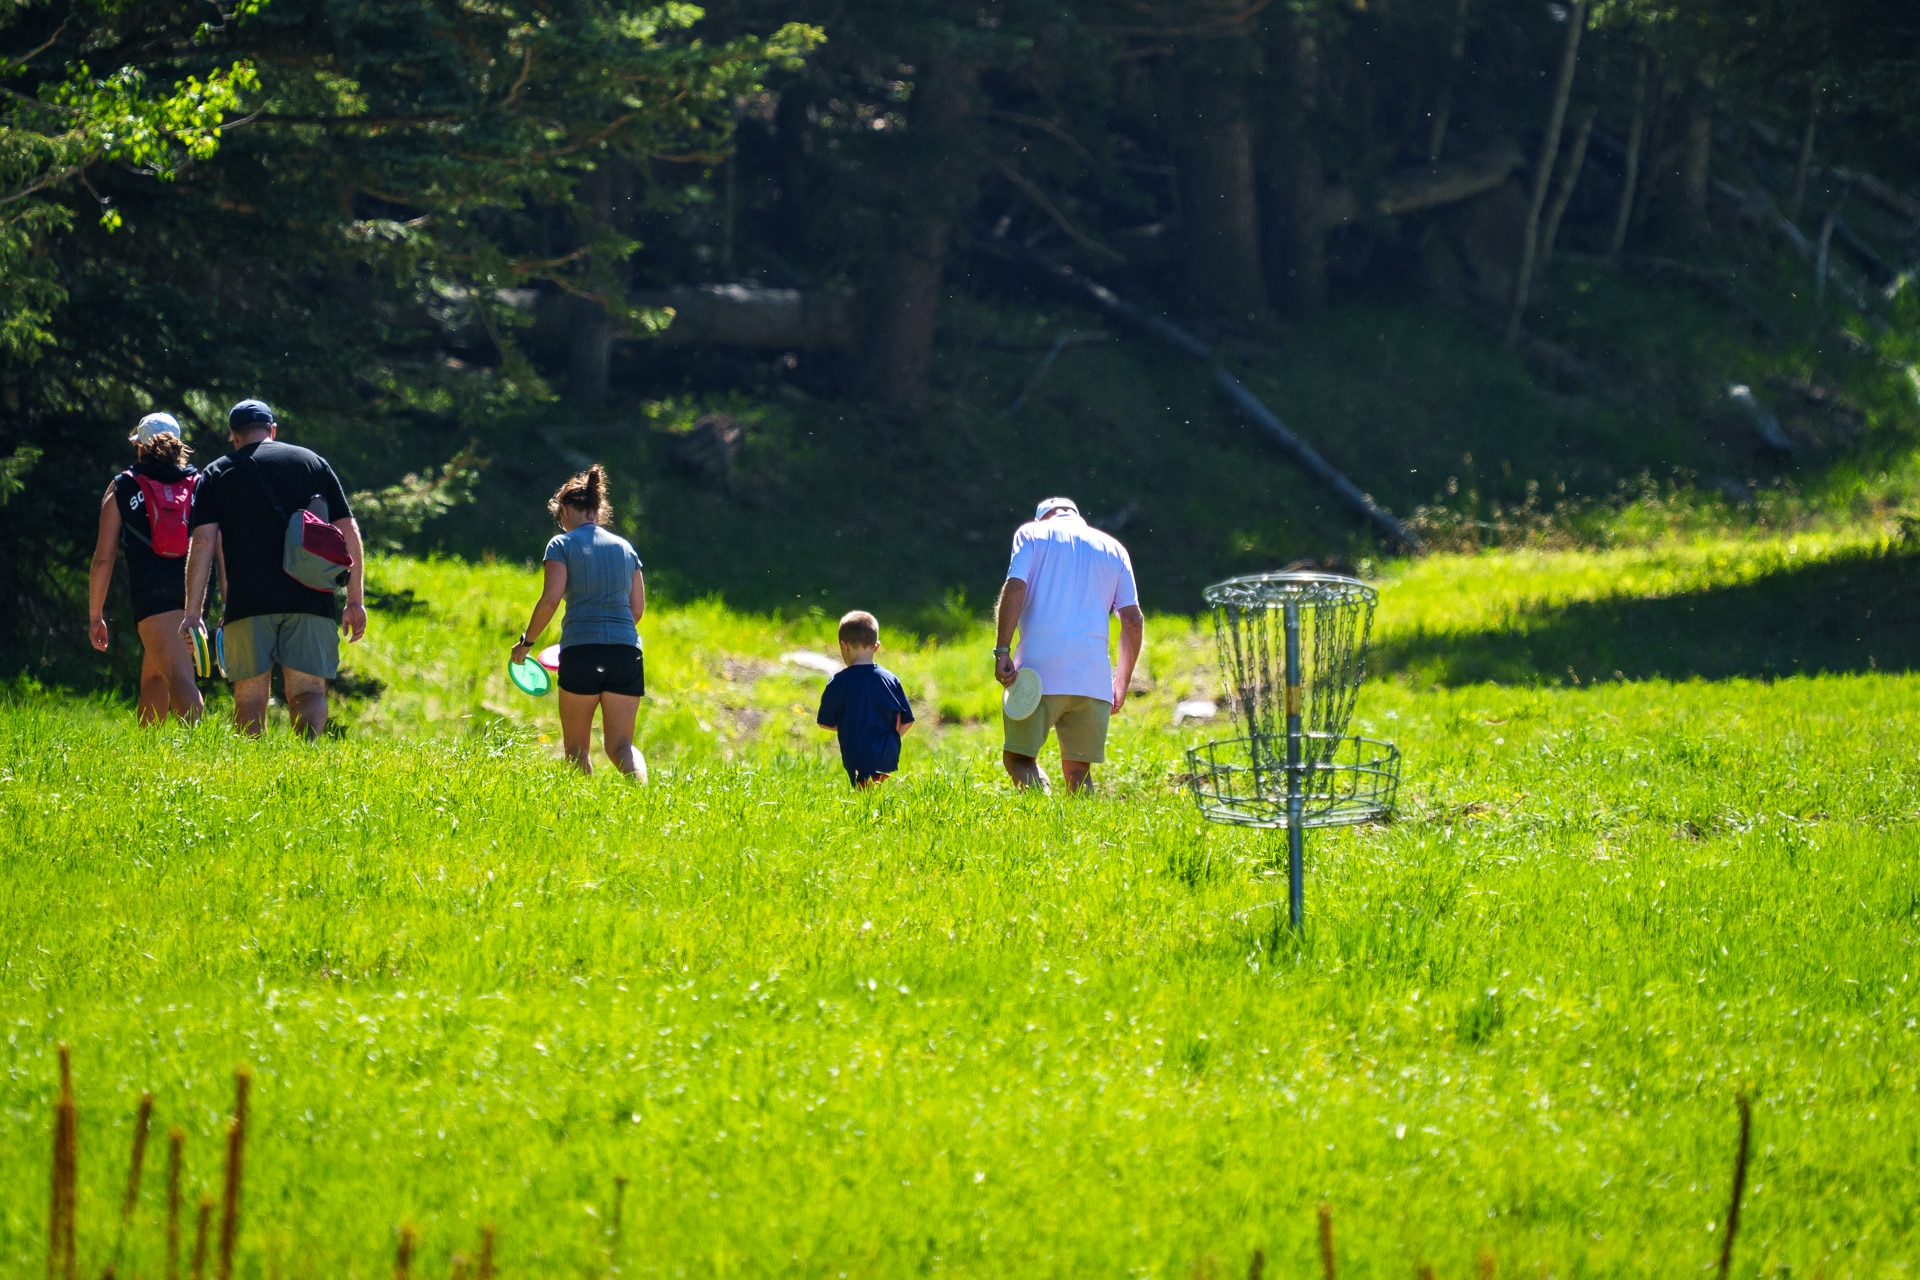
[3,532,1917,1276]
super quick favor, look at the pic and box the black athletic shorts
[558,644,646,697]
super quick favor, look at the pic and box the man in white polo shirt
[993,497,1145,793]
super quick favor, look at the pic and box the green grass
[3,535,1918,1276]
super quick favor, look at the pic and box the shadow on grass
[1375,546,1920,685]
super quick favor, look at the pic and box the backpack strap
[116,469,155,550]
[240,451,290,522]
[241,451,326,522]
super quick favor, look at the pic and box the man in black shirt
[181,399,367,738]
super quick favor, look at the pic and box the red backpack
[122,471,200,559]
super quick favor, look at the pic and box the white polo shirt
[1007,514,1139,701]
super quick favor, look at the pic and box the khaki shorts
[1004,693,1111,764]
[221,613,339,682]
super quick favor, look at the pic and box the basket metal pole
[1284,598,1305,929]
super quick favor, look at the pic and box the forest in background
[6,0,1920,689]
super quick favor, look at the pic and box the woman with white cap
[87,412,208,724]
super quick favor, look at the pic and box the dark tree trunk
[1609,54,1648,255]
[1540,103,1596,267]
[864,59,977,414]
[866,219,951,413]
[1427,0,1471,162]
[1631,74,1671,232]
[1681,90,1713,234]
[1184,77,1267,323]
[1787,86,1820,223]
[1270,29,1328,317]
[567,164,617,409]
[1504,0,1585,345]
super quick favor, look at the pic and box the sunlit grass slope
[1,535,1916,1277]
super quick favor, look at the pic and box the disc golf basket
[1185,573,1401,929]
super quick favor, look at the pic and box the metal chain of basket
[1186,573,1402,928]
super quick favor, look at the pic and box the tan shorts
[1004,693,1111,764]
[221,613,339,682]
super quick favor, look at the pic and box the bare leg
[598,692,647,781]
[135,640,168,727]
[283,667,330,740]
[1061,759,1094,793]
[137,611,203,725]
[231,672,271,737]
[558,690,599,775]
[1003,750,1051,794]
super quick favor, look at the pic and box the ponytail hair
[549,463,612,526]
[136,434,191,467]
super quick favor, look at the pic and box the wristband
[517,633,530,646]
[993,646,1010,655]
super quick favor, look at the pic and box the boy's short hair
[837,610,879,648]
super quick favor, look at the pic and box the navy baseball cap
[228,398,276,429]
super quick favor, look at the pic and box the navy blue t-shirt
[817,663,914,781]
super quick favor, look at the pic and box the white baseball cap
[1034,496,1080,521]
[131,412,182,443]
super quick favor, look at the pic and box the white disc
[1002,667,1043,720]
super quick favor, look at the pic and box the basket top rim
[1202,571,1377,606]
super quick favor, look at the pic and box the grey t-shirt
[543,524,642,649]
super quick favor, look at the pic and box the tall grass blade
[190,1197,213,1280]
[476,1225,496,1280]
[393,1224,417,1280]
[1316,1203,1334,1280]
[1716,1093,1754,1280]
[105,1091,155,1276]
[49,1043,77,1280]
[217,1067,250,1280]
[165,1128,185,1280]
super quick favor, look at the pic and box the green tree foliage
[0,0,815,682]
[7,0,1920,685]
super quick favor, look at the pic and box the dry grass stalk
[393,1224,418,1280]
[1418,1267,1437,1280]
[1477,1247,1497,1278]
[476,1225,496,1280]
[101,1090,158,1278]
[190,1196,213,1280]
[122,1093,154,1224]
[1316,1203,1335,1280]
[608,1174,628,1273]
[1717,1092,1754,1280]
[1245,1248,1265,1280]
[448,1253,470,1280]
[48,1042,78,1280]
[217,1067,251,1280]
[166,1128,185,1280]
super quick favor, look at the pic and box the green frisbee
[509,656,552,696]
[189,626,213,680]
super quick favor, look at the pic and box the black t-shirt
[190,439,353,622]
[816,663,914,780]
[112,461,201,622]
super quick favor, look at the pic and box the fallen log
[1321,141,1526,228]
[994,246,1420,551]
[1712,178,1870,312]
[628,284,856,349]
[1744,121,1920,224]
[1821,167,1920,225]
[1727,383,1795,453]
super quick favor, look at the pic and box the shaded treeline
[2,0,1919,678]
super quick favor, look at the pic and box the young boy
[816,610,914,787]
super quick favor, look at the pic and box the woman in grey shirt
[510,465,648,779]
